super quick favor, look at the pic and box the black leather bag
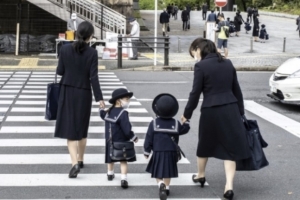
[109,123,136,161]
[236,116,269,171]
[45,74,60,120]
[167,24,170,32]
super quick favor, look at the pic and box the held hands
[144,155,149,159]
[134,138,139,143]
[181,115,188,123]
[99,100,105,109]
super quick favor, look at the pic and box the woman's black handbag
[109,123,136,161]
[236,116,269,171]
[170,135,186,162]
[45,74,60,120]
[167,24,170,32]
[265,34,269,40]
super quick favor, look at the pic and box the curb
[120,66,277,71]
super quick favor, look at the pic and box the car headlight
[288,69,300,78]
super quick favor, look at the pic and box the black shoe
[129,57,138,60]
[166,189,170,196]
[78,161,84,169]
[107,174,115,181]
[69,164,80,178]
[163,32,165,36]
[121,180,128,189]
[224,190,234,200]
[192,175,206,188]
[159,183,167,200]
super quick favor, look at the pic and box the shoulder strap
[169,135,186,158]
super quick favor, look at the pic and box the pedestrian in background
[167,4,173,19]
[100,88,138,189]
[182,37,251,200]
[186,4,191,19]
[55,21,105,178]
[259,24,268,43]
[144,93,190,200]
[253,14,260,42]
[160,9,170,36]
[296,15,300,38]
[202,3,208,20]
[181,7,189,31]
[216,15,230,58]
[247,6,253,24]
[234,11,244,37]
[67,13,82,32]
[173,4,178,20]
[207,10,217,23]
[127,17,140,60]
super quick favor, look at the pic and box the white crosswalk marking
[0,71,219,199]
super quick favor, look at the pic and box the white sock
[121,174,127,180]
[107,170,114,175]
[166,186,170,190]
[158,181,164,188]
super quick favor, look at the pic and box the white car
[267,57,300,105]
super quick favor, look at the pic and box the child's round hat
[109,88,133,104]
[152,93,179,118]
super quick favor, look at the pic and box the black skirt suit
[183,53,251,161]
[54,44,103,140]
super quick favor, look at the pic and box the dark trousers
[174,11,178,20]
[182,21,188,30]
[131,40,138,59]
[247,14,252,23]
[202,11,207,20]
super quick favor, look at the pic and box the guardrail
[117,35,170,69]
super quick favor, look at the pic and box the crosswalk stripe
[0,173,202,186]
[14,101,141,105]
[21,86,127,89]
[17,95,136,100]
[0,100,13,104]
[10,107,148,113]
[20,90,115,94]
[5,116,153,122]
[25,82,124,85]
[0,95,16,98]
[2,85,23,89]
[31,72,115,75]
[0,107,9,112]
[0,126,147,133]
[0,154,190,164]
[0,138,147,147]
[28,78,120,82]
[245,100,300,138]
[4,199,220,200]
[30,75,117,78]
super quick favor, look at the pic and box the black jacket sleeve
[119,111,137,142]
[90,51,103,102]
[160,13,163,24]
[56,47,65,76]
[178,121,190,135]
[232,68,245,115]
[184,65,204,119]
[144,121,154,156]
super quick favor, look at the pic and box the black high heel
[224,190,234,200]
[78,161,84,169]
[192,175,206,187]
[69,164,80,178]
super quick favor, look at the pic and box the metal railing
[117,35,170,69]
[47,0,127,35]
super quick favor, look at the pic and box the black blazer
[57,43,103,102]
[160,11,170,24]
[184,53,244,119]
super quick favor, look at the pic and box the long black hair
[73,21,94,54]
[189,37,224,62]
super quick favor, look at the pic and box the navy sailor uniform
[144,118,190,179]
[100,107,137,163]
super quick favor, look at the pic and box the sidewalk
[0,11,299,71]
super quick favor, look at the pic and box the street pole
[154,0,157,66]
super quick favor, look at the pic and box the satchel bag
[170,135,186,162]
[45,73,61,120]
[109,123,136,161]
[265,34,269,40]
[167,24,170,32]
[236,116,269,171]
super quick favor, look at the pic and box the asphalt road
[0,71,299,200]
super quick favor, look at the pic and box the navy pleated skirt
[105,143,136,163]
[146,151,178,179]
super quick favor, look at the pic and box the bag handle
[170,135,186,158]
[54,73,58,83]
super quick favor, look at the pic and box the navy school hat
[109,88,133,104]
[152,93,179,118]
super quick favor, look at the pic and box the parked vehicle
[267,57,300,105]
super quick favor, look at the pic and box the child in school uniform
[144,94,190,200]
[259,24,268,43]
[244,18,252,34]
[100,88,138,189]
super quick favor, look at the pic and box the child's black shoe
[107,174,115,181]
[121,180,128,189]
[159,183,167,200]
[166,189,170,196]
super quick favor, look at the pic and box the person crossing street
[160,9,170,36]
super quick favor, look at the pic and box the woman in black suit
[253,14,260,42]
[181,38,250,200]
[55,21,105,178]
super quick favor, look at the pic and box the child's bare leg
[164,178,171,186]
[107,163,114,173]
[120,161,128,180]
